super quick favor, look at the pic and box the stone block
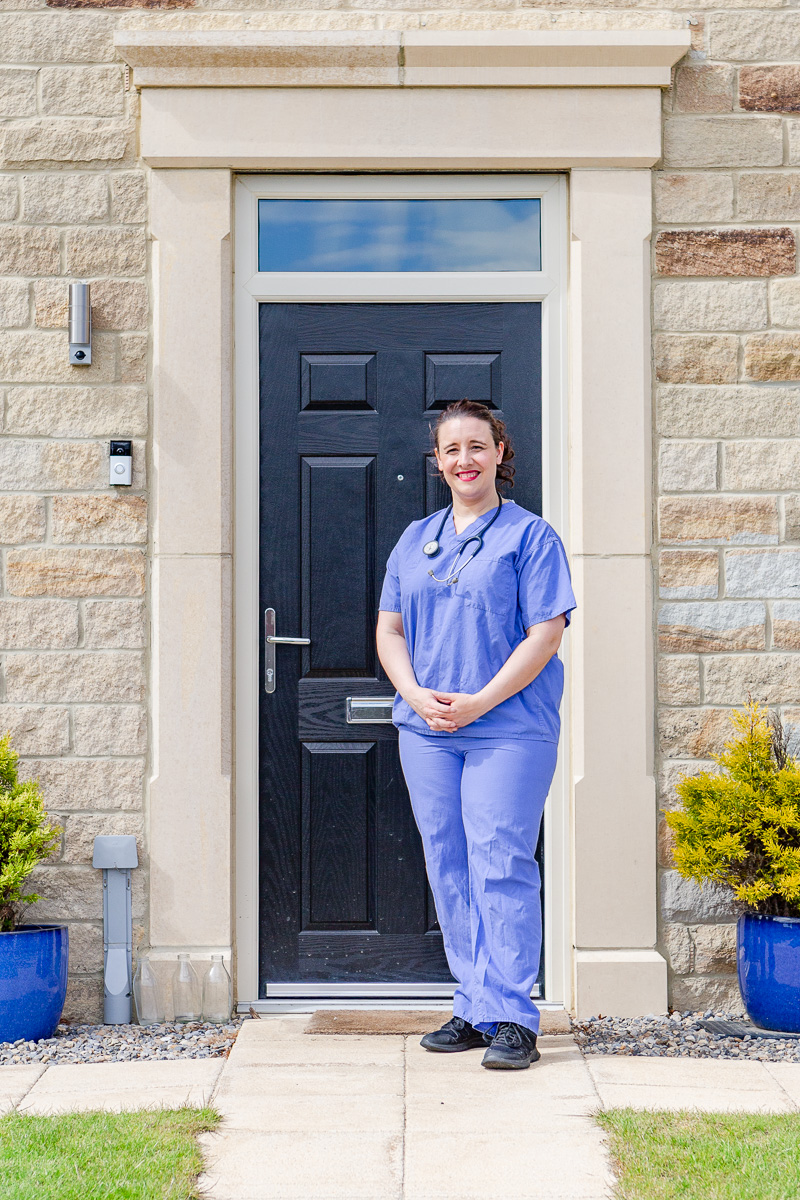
[65,923,103,974]
[6,548,145,598]
[660,870,741,924]
[5,387,147,438]
[0,707,69,756]
[674,64,734,114]
[659,760,712,811]
[745,334,800,381]
[0,14,116,64]
[65,228,146,277]
[659,496,779,545]
[0,332,116,385]
[770,279,800,327]
[0,120,132,169]
[657,385,800,439]
[659,441,718,492]
[658,816,677,869]
[72,705,147,755]
[0,227,59,277]
[0,599,79,649]
[669,976,743,1014]
[741,65,800,111]
[0,279,29,329]
[658,656,702,705]
[4,651,144,704]
[0,440,106,490]
[659,706,737,758]
[738,174,800,221]
[0,69,37,118]
[786,496,800,542]
[659,549,719,599]
[655,229,795,277]
[39,67,124,118]
[654,174,734,223]
[61,974,103,1026]
[83,600,146,649]
[0,495,44,543]
[658,601,766,652]
[704,653,800,704]
[709,13,800,62]
[35,280,147,332]
[684,924,732,974]
[0,177,17,221]
[788,123,800,167]
[663,923,692,974]
[25,866,102,922]
[726,549,800,598]
[118,333,148,385]
[19,757,144,813]
[654,335,738,385]
[663,117,782,169]
[111,173,147,224]
[773,600,800,649]
[654,281,767,332]
[724,440,800,490]
[52,495,147,545]
[21,173,108,224]
[62,813,144,865]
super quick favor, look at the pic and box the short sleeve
[517,534,576,630]
[379,545,402,613]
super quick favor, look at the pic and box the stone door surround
[115,26,690,1017]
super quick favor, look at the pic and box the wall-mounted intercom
[110,441,132,486]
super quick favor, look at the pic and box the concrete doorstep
[2,1016,800,1198]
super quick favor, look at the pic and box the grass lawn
[0,1106,220,1200]
[597,1108,800,1200]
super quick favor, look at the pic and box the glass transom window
[257,198,542,272]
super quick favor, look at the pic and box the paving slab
[761,1061,800,1107]
[18,1058,223,1115]
[586,1055,795,1114]
[227,1026,404,1068]
[0,1065,46,1114]
[198,1128,403,1200]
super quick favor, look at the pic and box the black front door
[258,303,542,992]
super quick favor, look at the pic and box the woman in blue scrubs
[376,400,576,1071]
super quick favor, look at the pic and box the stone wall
[2,0,798,1019]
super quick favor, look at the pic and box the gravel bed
[572,1010,800,1062]
[0,1016,245,1066]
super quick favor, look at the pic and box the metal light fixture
[68,282,92,365]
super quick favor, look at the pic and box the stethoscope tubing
[424,496,503,586]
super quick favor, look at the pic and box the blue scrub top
[379,500,577,742]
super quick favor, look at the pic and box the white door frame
[233,172,570,1009]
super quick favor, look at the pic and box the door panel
[259,302,542,990]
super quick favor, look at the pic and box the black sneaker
[420,1015,486,1052]
[481,1022,540,1070]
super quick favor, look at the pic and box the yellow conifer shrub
[664,702,800,918]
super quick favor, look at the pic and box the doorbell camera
[109,440,133,486]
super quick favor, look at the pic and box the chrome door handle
[264,608,311,694]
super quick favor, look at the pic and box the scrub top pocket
[454,555,516,619]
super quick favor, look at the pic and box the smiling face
[434,415,504,507]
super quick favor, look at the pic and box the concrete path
[3,1016,800,1198]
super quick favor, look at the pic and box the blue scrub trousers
[398,730,558,1036]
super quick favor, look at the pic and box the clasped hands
[406,687,486,732]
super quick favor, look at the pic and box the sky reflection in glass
[257,198,541,272]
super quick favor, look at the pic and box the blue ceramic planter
[0,924,68,1044]
[737,913,800,1033]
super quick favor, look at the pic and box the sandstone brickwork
[2,0,799,1021]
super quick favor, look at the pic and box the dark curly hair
[432,400,515,489]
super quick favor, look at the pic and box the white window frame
[234,172,570,1010]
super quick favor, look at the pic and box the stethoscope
[423,496,504,586]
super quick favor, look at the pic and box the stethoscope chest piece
[422,539,441,558]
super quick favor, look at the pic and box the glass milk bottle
[133,955,165,1026]
[202,955,232,1023]
[172,954,201,1023]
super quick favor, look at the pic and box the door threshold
[240,999,565,1015]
